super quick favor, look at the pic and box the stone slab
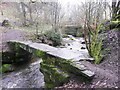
[47,48,80,60]
[29,43,57,52]
[81,70,95,77]
[8,40,95,78]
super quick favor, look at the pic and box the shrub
[44,30,63,46]
[89,20,119,64]
[89,25,103,64]
[90,39,103,64]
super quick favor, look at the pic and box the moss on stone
[40,53,94,87]
[39,54,72,88]
[40,62,69,88]
[0,64,14,72]
[33,50,46,58]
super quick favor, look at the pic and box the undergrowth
[89,25,103,64]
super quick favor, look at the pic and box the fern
[90,24,103,64]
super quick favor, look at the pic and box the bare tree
[74,0,111,55]
[28,1,33,25]
[20,2,28,26]
[47,1,61,30]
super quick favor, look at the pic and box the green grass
[13,25,52,33]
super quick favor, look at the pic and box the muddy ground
[0,27,33,51]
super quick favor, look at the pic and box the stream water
[60,37,90,58]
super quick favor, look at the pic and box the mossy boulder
[44,30,63,46]
[40,63,69,88]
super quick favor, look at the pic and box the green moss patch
[40,55,70,88]
[41,54,94,88]
[0,64,14,73]
[40,63,69,88]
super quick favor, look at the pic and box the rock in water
[0,59,45,88]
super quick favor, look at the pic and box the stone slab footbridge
[1,39,95,88]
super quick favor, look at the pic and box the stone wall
[62,25,83,37]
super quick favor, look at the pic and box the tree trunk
[29,2,33,25]
[20,2,27,26]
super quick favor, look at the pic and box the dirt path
[82,61,118,88]
[0,27,32,51]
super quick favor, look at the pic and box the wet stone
[47,48,80,60]
[81,70,95,77]
[29,43,57,52]
[0,59,45,88]
[72,62,87,71]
